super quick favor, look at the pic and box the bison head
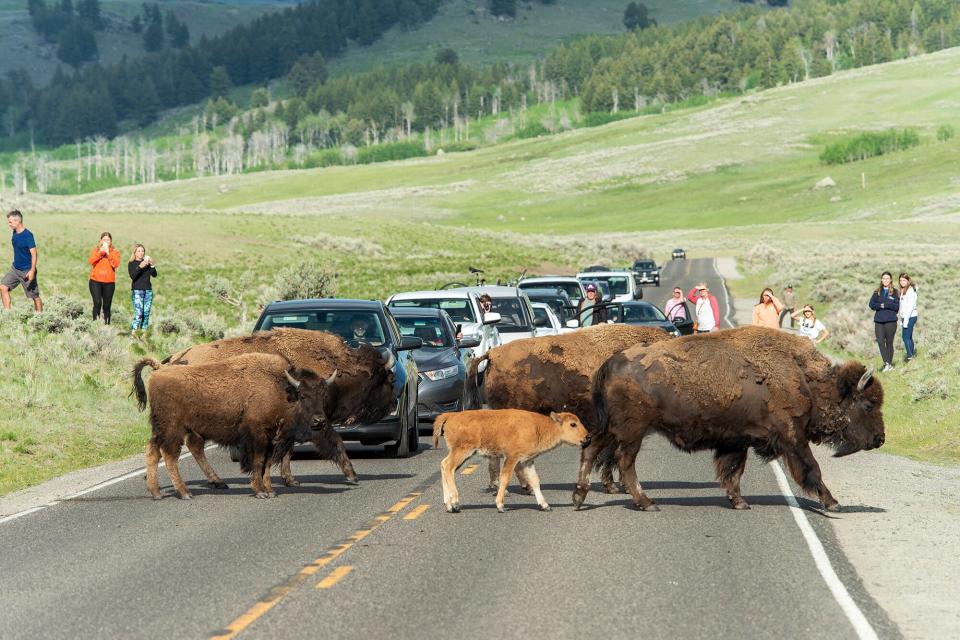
[827,362,885,457]
[284,368,337,440]
[326,344,398,425]
[550,411,592,448]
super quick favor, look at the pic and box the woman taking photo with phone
[129,244,157,336]
[868,271,900,372]
[88,232,121,324]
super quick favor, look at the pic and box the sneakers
[881,363,894,373]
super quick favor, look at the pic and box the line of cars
[252,261,692,458]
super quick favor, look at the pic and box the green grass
[3,47,959,496]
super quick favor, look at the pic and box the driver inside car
[349,315,370,341]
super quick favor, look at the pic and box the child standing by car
[129,244,157,336]
[898,273,918,362]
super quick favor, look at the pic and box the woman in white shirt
[898,273,918,362]
[792,304,829,345]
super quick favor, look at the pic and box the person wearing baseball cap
[578,283,607,327]
[686,282,719,332]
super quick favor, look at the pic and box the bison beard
[573,327,885,512]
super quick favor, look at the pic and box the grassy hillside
[330,0,743,74]
[2,47,958,495]
[0,0,292,85]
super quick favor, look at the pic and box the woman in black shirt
[129,244,157,335]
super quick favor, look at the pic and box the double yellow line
[210,489,430,640]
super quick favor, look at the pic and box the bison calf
[433,409,590,513]
[132,353,334,500]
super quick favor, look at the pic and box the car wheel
[408,406,419,453]
[385,395,411,458]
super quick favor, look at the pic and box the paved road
[0,259,899,639]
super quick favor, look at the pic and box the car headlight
[422,365,460,381]
[672,328,681,337]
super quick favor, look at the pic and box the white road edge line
[714,257,735,329]
[0,444,218,525]
[771,461,879,640]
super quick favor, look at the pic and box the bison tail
[591,356,616,436]
[433,414,449,450]
[131,358,162,411]
[464,354,489,410]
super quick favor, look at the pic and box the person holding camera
[88,232,121,324]
[129,244,157,335]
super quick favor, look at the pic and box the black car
[253,299,422,457]
[612,300,687,337]
[631,259,660,287]
[390,307,480,429]
[672,248,687,260]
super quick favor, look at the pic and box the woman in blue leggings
[128,244,157,335]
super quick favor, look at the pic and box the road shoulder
[717,257,960,639]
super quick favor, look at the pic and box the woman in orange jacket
[88,231,121,324]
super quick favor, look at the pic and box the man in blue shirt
[1,210,42,312]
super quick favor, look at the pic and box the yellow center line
[461,464,478,475]
[209,488,423,639]
[403,504,431,521]
[316,566,354,589]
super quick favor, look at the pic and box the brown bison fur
[465,324,669,492]
[433,409,590,513]
[132,353,334,500]
[573,326,885,512]
[165,328,399,485]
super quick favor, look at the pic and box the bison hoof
[639,503,659,512]
[284,479,300,487]
[571,492,586,510]
[254,492,271,499]
[497,505,507,513]
[178,494,193,500]
[485,484,498,493]
[151,494,163,501]
[824,502,841,512]
[539,504,552,512]
[210,481,229,489]
[732,501,751,510]
[603,483,621,494]
[448,503,461,513]
[345,476,359,485]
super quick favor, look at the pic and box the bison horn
[856,366,874,392]
[285,369,302,390]
[379,348,395,371]
[327,369,338,385]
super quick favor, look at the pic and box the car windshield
[489,297,531,333]
[621,304,666,322]
[389,298,476,323]
[259,310,387,346]
[527,295,567,319]
[634,261,655,270]
[395,316,454,348]
[592,276,630,295]
[520,281,582,302]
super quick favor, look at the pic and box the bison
[132,353,336,499]
[165,328,398,485]
[573,326,885,512]
[465,324,670,492]
[433,409,590,513]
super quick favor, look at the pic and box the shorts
[1,267,40,299]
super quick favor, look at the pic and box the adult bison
[466,324,670,491]
[133,353,336,499]
[573,326,885,512]
[165,328,397,485]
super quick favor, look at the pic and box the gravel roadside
[718,257,960,640]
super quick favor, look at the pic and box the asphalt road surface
[0,259,900,639]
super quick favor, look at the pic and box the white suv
[452,285,537,344]
[386,290,502,357]
[576,270,643,304]
[518,276,587,306]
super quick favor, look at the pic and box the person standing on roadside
[664,287,687,322]
[129,244,157,336]
[687,283,719,333]
[752,287,783,329]
[792,304,829,345]
[1,210,42,312]
[869,271,900,372]
[898,273,918,363]
[780,284,796,328]
[88,231,121,324]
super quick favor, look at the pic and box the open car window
[395,316,454,348]
[259,311,386,346]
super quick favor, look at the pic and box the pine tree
[209,66,233,99]
[77,0,101,29]
[489,0,515,18]
[57,19,98,67]
[142,4,164,51]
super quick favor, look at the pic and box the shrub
[910,378,949,402]
[820,128,920,165]
[937,124,955,143]
[515,121,550,139]
[155,316,184,335]
[264,262,337,302]
[303,148,346,168]
[442,140,479,153]
[743,243,778,274]
[357,141,427,164]
[582,111,637,128]
[185,314,226,341]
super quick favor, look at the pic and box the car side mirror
[565,319,579,329]
[533,316,548,327]
[482,311,502,325]
[458,337,481,349]
[633,290,643,300]
[398,336,423,351]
